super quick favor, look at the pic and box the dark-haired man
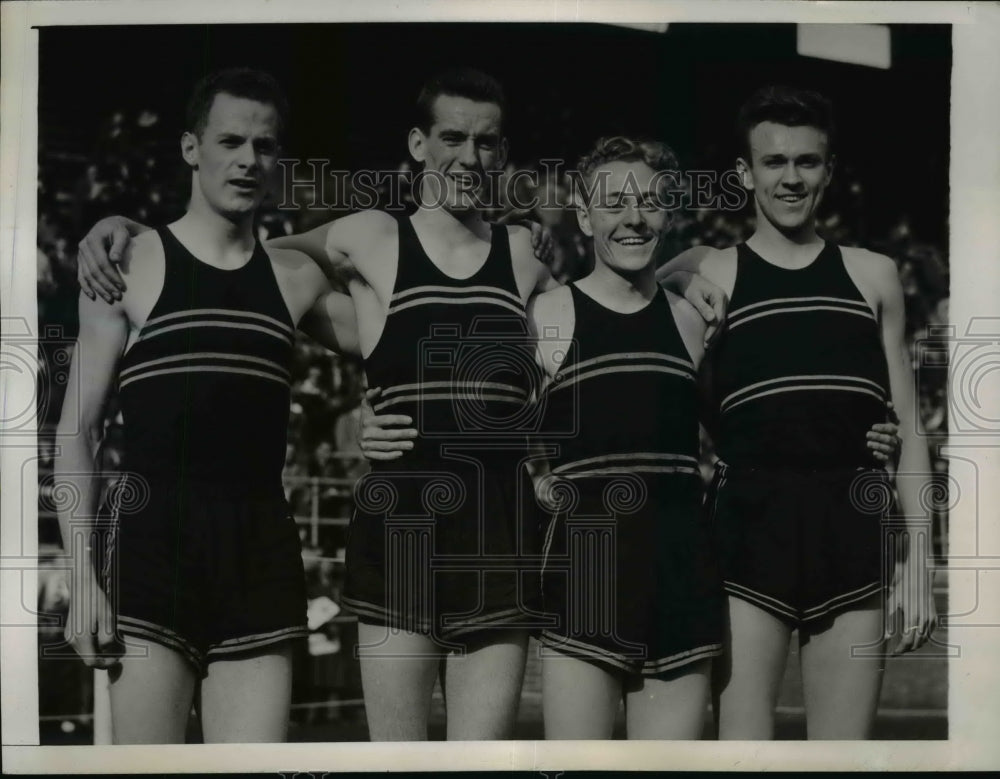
[75,67,725,741]
[55,68,359,743]
[657,85,936,739]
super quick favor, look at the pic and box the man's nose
[622,201,645,226]
[456,139,480,168]
[237,142,258,170]
[780,162,804,187]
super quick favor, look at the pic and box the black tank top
[710,241,890,467]
[541,284,701,487]
[117,227,295,491]
[364,214,535,464]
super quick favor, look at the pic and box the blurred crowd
[35,107,950,737]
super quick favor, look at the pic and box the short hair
[185,67,289,139]
[736,85,835,160]
[415,67,506,132]
[576,135,679,203]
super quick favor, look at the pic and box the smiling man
[657,85,937,739]
[54,69,359,743]
[528,136,724,739]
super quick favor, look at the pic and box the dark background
[35,22,951,742]
[39,22,950,246]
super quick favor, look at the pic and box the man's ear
[576,205,594,238]
[735,156,753,191]
[825,153,837,188]
[181,131,199,169]
[408,126,427,163]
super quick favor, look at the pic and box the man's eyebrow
[603,188,658,200]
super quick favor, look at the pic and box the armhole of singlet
[125,229,174,351]
[253,242,297,331]
[728,243,751,310]
[661,287,698,367]
[550,284,580,379]
[831,243,880,319]
[490,223,521,302]
[389,211,422,294]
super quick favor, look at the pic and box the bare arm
[267,221,341,282]
[874,253,937,654]
[76,216,152,302]
[54,291,130,667]
[656,246,727,343]
[297,288,361,357]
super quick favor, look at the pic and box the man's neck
[580,260,657,313]
[411,202,491,244]
[747,211,824,267]
[174,196,256,268]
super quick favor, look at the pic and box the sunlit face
[181,93,281,219]
[577,160,672,274]
[738,121,833,234]
[408,94,508,212]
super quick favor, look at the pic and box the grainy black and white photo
[2,1,999,772]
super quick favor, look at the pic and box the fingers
[690,295,718,327]
[704,322,719,349]
[530,221,543,248]
[866,429,899,460]
[65,614,121,669]
[886,400,900,425]
[364,387,383,402]
[362,437,415,451]
[108,226,130,271]
[363,450,406,461]
[77,239,122,303]
[361,416,417,441]
[709,290,728,326]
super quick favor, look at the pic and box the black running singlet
[710,241,890,467]
[364,214,534,462]
[117,227,295,489]
[542,284,701,485]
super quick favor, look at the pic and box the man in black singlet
[73,68,728,741]
[528,136,725,739]
[657,85,937,739]
[55,69,359,743]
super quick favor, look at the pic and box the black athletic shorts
[104,475,308,676]
[707,462,889,625]
[342,454,544,646]
[540,476,724,676]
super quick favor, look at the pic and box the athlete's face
[408,94,508,213]
[737,121,833,235]
[182,93,281,219]
[577,160,672,274]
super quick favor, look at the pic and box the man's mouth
[776,193,806,204]
[614,236,651,246]
[229,178,258,190]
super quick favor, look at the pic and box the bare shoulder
[666,288,704,327]
[507,223,542,270]
[266,245,324,274]
[840,245,901,293]
[841,245,898,276]
[699,244,737,278]
[528,284,572,325]
[328,209,397,246]
[506,223,532,249]
[119,229,163,278]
